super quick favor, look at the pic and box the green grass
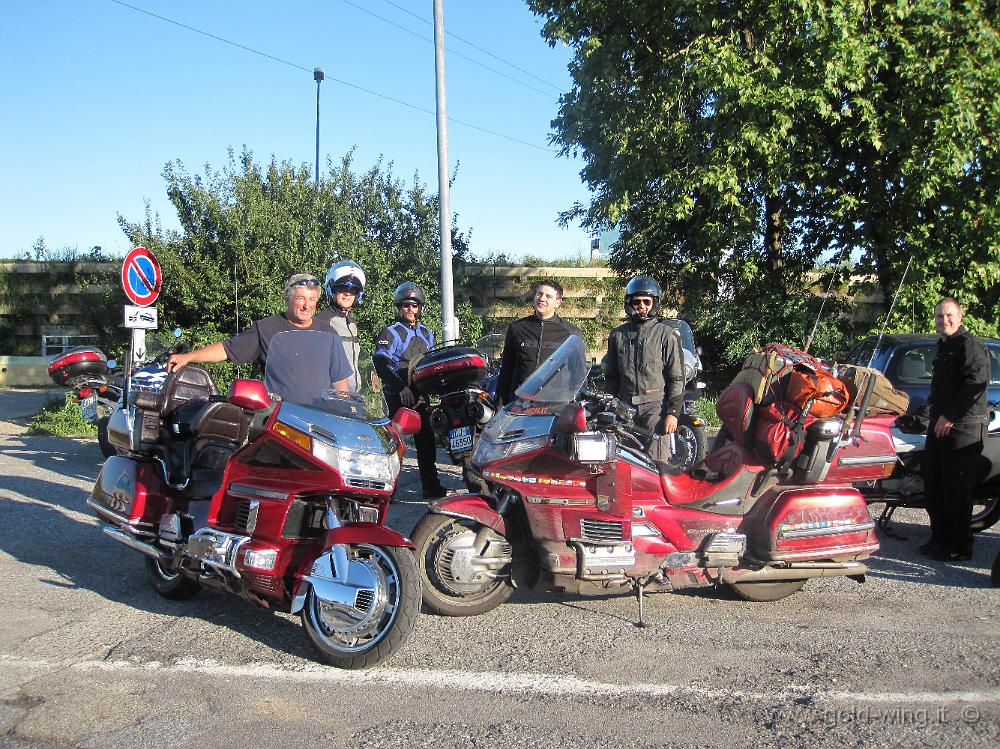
[695,395,720,428]
[29,392,98,438]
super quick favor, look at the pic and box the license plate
[80,394,98,423]
[449,426,473,455]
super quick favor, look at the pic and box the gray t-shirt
[223,313,352,405]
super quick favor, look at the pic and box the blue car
[844,333,1000,411]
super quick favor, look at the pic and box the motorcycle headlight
[472,435,550,467]
[312,440,397,484]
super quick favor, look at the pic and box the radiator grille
[580,518,624,542]
[233,500,259,533]
[244,572,278,594]
[347,478,389,491]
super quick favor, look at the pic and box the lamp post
[313,67,324,186]
[433,0,458,344]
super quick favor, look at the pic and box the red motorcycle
[91,362,423,668]
[411,337,880,620]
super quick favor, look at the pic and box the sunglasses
[333,286,358,294]
[630,298,654,307]
[398,301,420,309]
[290,278,321,288]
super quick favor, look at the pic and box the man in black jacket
[496,279,582,405]
[920,297,990,562]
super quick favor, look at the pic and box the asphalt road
[0,389,997,748]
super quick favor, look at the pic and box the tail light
[77,386,94,399]
[767,489,877,559]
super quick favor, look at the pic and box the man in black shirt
[920,297,991,562]
[496,279,582,405]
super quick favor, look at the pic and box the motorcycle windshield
[513,335,588,406]
[309,389,386,421]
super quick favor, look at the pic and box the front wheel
[970,489,1000,533]
[300,544,420,669]
[728,578,807,602]
[145,556,201,600]
[411,513,514,616]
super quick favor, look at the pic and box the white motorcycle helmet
[324,260,367,308]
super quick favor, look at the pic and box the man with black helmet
[496,279,582,405]
[374,281,446,498]
[604,276,684,456]
[317,260,366,392]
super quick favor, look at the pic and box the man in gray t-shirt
[167,272,351,405]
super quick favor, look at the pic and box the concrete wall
[0,356,52,387]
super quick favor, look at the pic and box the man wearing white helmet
[317,260,366,392]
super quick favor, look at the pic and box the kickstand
[633,578,647,629]
[877,503,909,540]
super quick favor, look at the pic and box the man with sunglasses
[496,279,582,405]
[604,276,684,457]
[167,272,351,404]
[373,281,446,498]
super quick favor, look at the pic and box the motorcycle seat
[660,443,767,509]
[173,397,250,444]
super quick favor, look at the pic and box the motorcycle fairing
[323,523,414,550]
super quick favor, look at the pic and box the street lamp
[313,67,324,186]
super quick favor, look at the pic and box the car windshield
[513,335,588,405]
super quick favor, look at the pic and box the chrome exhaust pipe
[721,561,868,584]
[102,526,167,562]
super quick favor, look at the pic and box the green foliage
[28,392,97,438]
[695,395,720,428]
[101,148,480,373]
[529,0,1000,366]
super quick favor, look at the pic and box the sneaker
[928,547,973,562]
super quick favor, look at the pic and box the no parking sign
[120,246,161,307]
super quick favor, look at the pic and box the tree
[110,148,481,386]
[529,0,1000,371]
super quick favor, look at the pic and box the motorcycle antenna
[803,269,838,354]
[867,255,913,368]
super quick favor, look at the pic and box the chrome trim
[778,521,876,539]
[184,527,250,578]
[837,455,897,467]
[229,483,288,500]
[102,526,167,560]
[85,499,156,536]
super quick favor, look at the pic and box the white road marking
[4,654,998,704]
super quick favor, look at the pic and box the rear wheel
[145,556,201,600]
[412,513,514,616]
[96,415,116,458]
[728,578,807,602]
[300,544,420,669]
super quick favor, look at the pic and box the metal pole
[433,0,458,344]
[314,68,324,186]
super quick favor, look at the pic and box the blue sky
[0,1,593,261]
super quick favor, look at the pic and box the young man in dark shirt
[920,297,991,562]
[167,272,351,404]
[496,279,582,405]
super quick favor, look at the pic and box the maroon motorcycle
[411,336,880,620]
[91,363,423,668]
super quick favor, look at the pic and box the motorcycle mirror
[392,407,422,436]
[172,327,182,339]
[107,359,117,369]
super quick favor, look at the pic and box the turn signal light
[271,421,312,452]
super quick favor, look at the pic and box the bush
[29,393,97,438]
[695,395,720,428]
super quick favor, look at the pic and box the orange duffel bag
[785,367,849,418]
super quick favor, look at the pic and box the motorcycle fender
[323,522,414,550]
[429,494,506,535]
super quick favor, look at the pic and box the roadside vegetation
[29,392,96,438]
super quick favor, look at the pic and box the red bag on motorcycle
[785,367,849,418]
[752,400,811,466]
[715,382,755,444]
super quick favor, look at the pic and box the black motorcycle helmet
[624,275,662,322]
[393,281,426,318]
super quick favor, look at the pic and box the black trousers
[385,392,441,493]
[922,423,987,552]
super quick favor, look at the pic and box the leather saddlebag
[840,365,910,416]
[753,400,810,466]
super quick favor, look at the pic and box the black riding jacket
[496,313,582,405]
[928,326,990,426]
[604,317,684,419]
